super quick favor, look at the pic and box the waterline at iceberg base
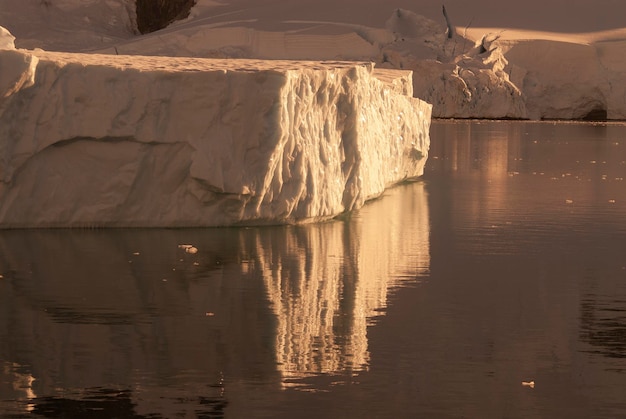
[0,48,431,227]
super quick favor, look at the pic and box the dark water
[1,120,625,418]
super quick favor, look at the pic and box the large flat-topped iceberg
[0,47,430,227]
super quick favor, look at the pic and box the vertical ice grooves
[0,50,431,227]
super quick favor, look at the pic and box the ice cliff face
[0,47,430,227]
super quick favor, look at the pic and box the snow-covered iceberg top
[0,46,430,227]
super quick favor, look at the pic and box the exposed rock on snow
[0,48,431,227]
[135,0,197,34]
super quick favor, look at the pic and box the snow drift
[84,4,626,120]
[0,44,430,227]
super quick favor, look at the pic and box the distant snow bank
[0,46,430,227]
[3,1,625,120]
[101,7,626,120]
[2,1,626,119]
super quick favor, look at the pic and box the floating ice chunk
[0,49,431,227]
[178,244,199,254]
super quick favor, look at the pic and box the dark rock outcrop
[136,0,197,34]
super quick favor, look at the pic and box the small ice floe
[178,244,198,254]
[522,381,535,389]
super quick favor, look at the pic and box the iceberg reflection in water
[257,181,430,386]
[0,181,429,416]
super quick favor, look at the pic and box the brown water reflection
[428,120,626,255]
[0,182,429,417]
[423,120,626,417]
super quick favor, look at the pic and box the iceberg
[0,43,431,227]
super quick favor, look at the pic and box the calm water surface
[1,120,625,418]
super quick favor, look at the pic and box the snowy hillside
[2,0,625,119]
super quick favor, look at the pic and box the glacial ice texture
[0,49,431,227]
